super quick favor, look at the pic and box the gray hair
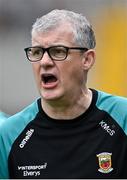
[31,9,96,49]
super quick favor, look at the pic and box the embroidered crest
[97,152,113,173]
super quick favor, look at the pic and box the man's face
[31,24,91,102]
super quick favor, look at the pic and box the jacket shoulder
[0,99,39,178]
[96,90,127,134]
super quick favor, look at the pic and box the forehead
[32,23,75,47]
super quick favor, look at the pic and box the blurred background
[0,0,127,114]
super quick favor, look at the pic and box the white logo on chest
[18,163,47,177]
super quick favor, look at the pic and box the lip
[41,80,59,89]
[40,73,59,89]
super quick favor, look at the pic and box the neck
[41,88,92,120]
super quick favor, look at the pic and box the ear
[82,49,96,70]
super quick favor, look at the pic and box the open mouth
[41,74,58,84]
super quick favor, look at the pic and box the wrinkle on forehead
[32,23,75,47]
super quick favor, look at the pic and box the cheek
[32,64,40,83]
[59,62,83,85]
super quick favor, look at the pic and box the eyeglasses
[24,45,88,62]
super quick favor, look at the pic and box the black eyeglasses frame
[24,45,88,62]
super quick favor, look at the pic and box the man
[0,9,127,179]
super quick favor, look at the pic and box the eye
[31,48,42,56]
[28,48,42,60]
[50,47,66,58]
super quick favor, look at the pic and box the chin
[40,90,63,101]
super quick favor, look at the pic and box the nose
[40,51,54,68]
